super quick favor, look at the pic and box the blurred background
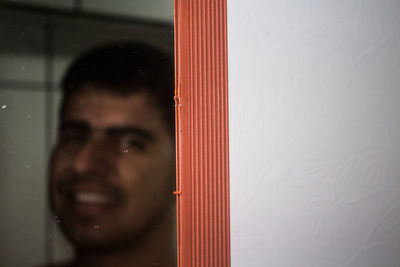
[0,0,173,266]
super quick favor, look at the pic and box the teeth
[74,192,109,204]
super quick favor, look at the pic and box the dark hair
[60,41,174,132]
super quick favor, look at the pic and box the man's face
[49,87,175,250]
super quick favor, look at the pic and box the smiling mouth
[56,183,121,219]
[74,191,110,204]
[65,191,117,219]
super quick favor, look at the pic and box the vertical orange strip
[174,0,230,266]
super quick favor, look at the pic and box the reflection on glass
[0,1,175,266]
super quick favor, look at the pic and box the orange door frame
[174,0,230,266]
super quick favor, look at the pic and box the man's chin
[57,220,144,253]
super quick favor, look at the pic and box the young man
[48,42,176,267]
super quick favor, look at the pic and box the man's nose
[73,139,112,175]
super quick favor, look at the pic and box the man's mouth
[56,182,122,219]
[74,191,111,204]
[65,190,117,219]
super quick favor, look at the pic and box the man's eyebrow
[107,127,154,141]
[59,121,153,141]
[59,121,90,131]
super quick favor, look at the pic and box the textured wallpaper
[228,1,400,266]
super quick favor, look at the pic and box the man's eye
[119,138,145,153]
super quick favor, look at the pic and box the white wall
[228,1,400,266]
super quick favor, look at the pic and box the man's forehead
[63,87,163,129]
